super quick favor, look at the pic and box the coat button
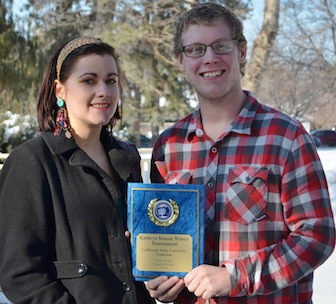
[122,282,131,292]
[77,263,85,274]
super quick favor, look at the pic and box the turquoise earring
[57,97,64,107]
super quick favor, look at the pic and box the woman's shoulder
[9,133,45,155]
[115,139,138,153]
[0,134,50,176]
[5,132,58,166]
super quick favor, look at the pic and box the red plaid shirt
[150,91,335,303]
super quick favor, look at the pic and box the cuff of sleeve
[223,260,249,297]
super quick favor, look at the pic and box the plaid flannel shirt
[150,91,335,303]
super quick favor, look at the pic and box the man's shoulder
[254,99,301,127]
[166,112,194,130]
[159,113,194,137]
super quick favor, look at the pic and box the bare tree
[256,0,336,129]
[243,0,280,93]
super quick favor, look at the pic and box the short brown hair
[174,3,247,75]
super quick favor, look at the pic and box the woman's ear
[54,79,65,99]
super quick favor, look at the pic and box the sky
[243,1,264,47]
[12,0,24,15]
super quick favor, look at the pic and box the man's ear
[54,79,65,99]
[177,54,185,72]
[239,43,247,64]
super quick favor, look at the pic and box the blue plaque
[127,182,205,281]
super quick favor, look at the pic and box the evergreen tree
[0,0,252,147]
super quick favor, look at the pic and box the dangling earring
[54,97,72,139]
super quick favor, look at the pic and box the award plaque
[127,182,205,281]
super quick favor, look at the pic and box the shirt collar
[187,90,259,140]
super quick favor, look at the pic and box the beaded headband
[56,37,102,80]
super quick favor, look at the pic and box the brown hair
[36,37,123,131]
[174,3,247,75]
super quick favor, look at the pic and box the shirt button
[211,147,217,153]
[245,176,251,182]
[196,129,204,137]
[77,263,85,274]
[122,282,131,292]
[208,182,214,188]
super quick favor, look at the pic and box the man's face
[178,20,246,103]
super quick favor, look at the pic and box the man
[146,3,335,304]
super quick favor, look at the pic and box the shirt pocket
[225,166,270,225]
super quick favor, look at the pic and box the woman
[0,37,155,304]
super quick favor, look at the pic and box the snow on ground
[317,147,336,204]
[312,147,336,304]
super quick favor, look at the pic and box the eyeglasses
[182,40,239,58]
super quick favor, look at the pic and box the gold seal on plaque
[148,198,179,227]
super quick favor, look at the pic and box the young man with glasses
[146,3,335,304]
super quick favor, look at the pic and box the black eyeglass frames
[182,40,239,58]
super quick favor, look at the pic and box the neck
[71,126,103,154]
[72,126,114,177]
[198,90,246,142]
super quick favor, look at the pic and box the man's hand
[146,275,185,302]
[184,265,231,299]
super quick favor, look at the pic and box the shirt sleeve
[224,130,336,297]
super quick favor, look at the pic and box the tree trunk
[243,0,280,94]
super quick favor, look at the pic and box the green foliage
[1,0,252,145]
[0,0,41,115]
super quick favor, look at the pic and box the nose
[97,82,111,97]
[203,45,219,63]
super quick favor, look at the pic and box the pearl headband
[56,37,101,80]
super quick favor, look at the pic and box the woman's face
[55,54,120,134]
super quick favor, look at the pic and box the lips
[201,70,223,78]
[91,103,109,108]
